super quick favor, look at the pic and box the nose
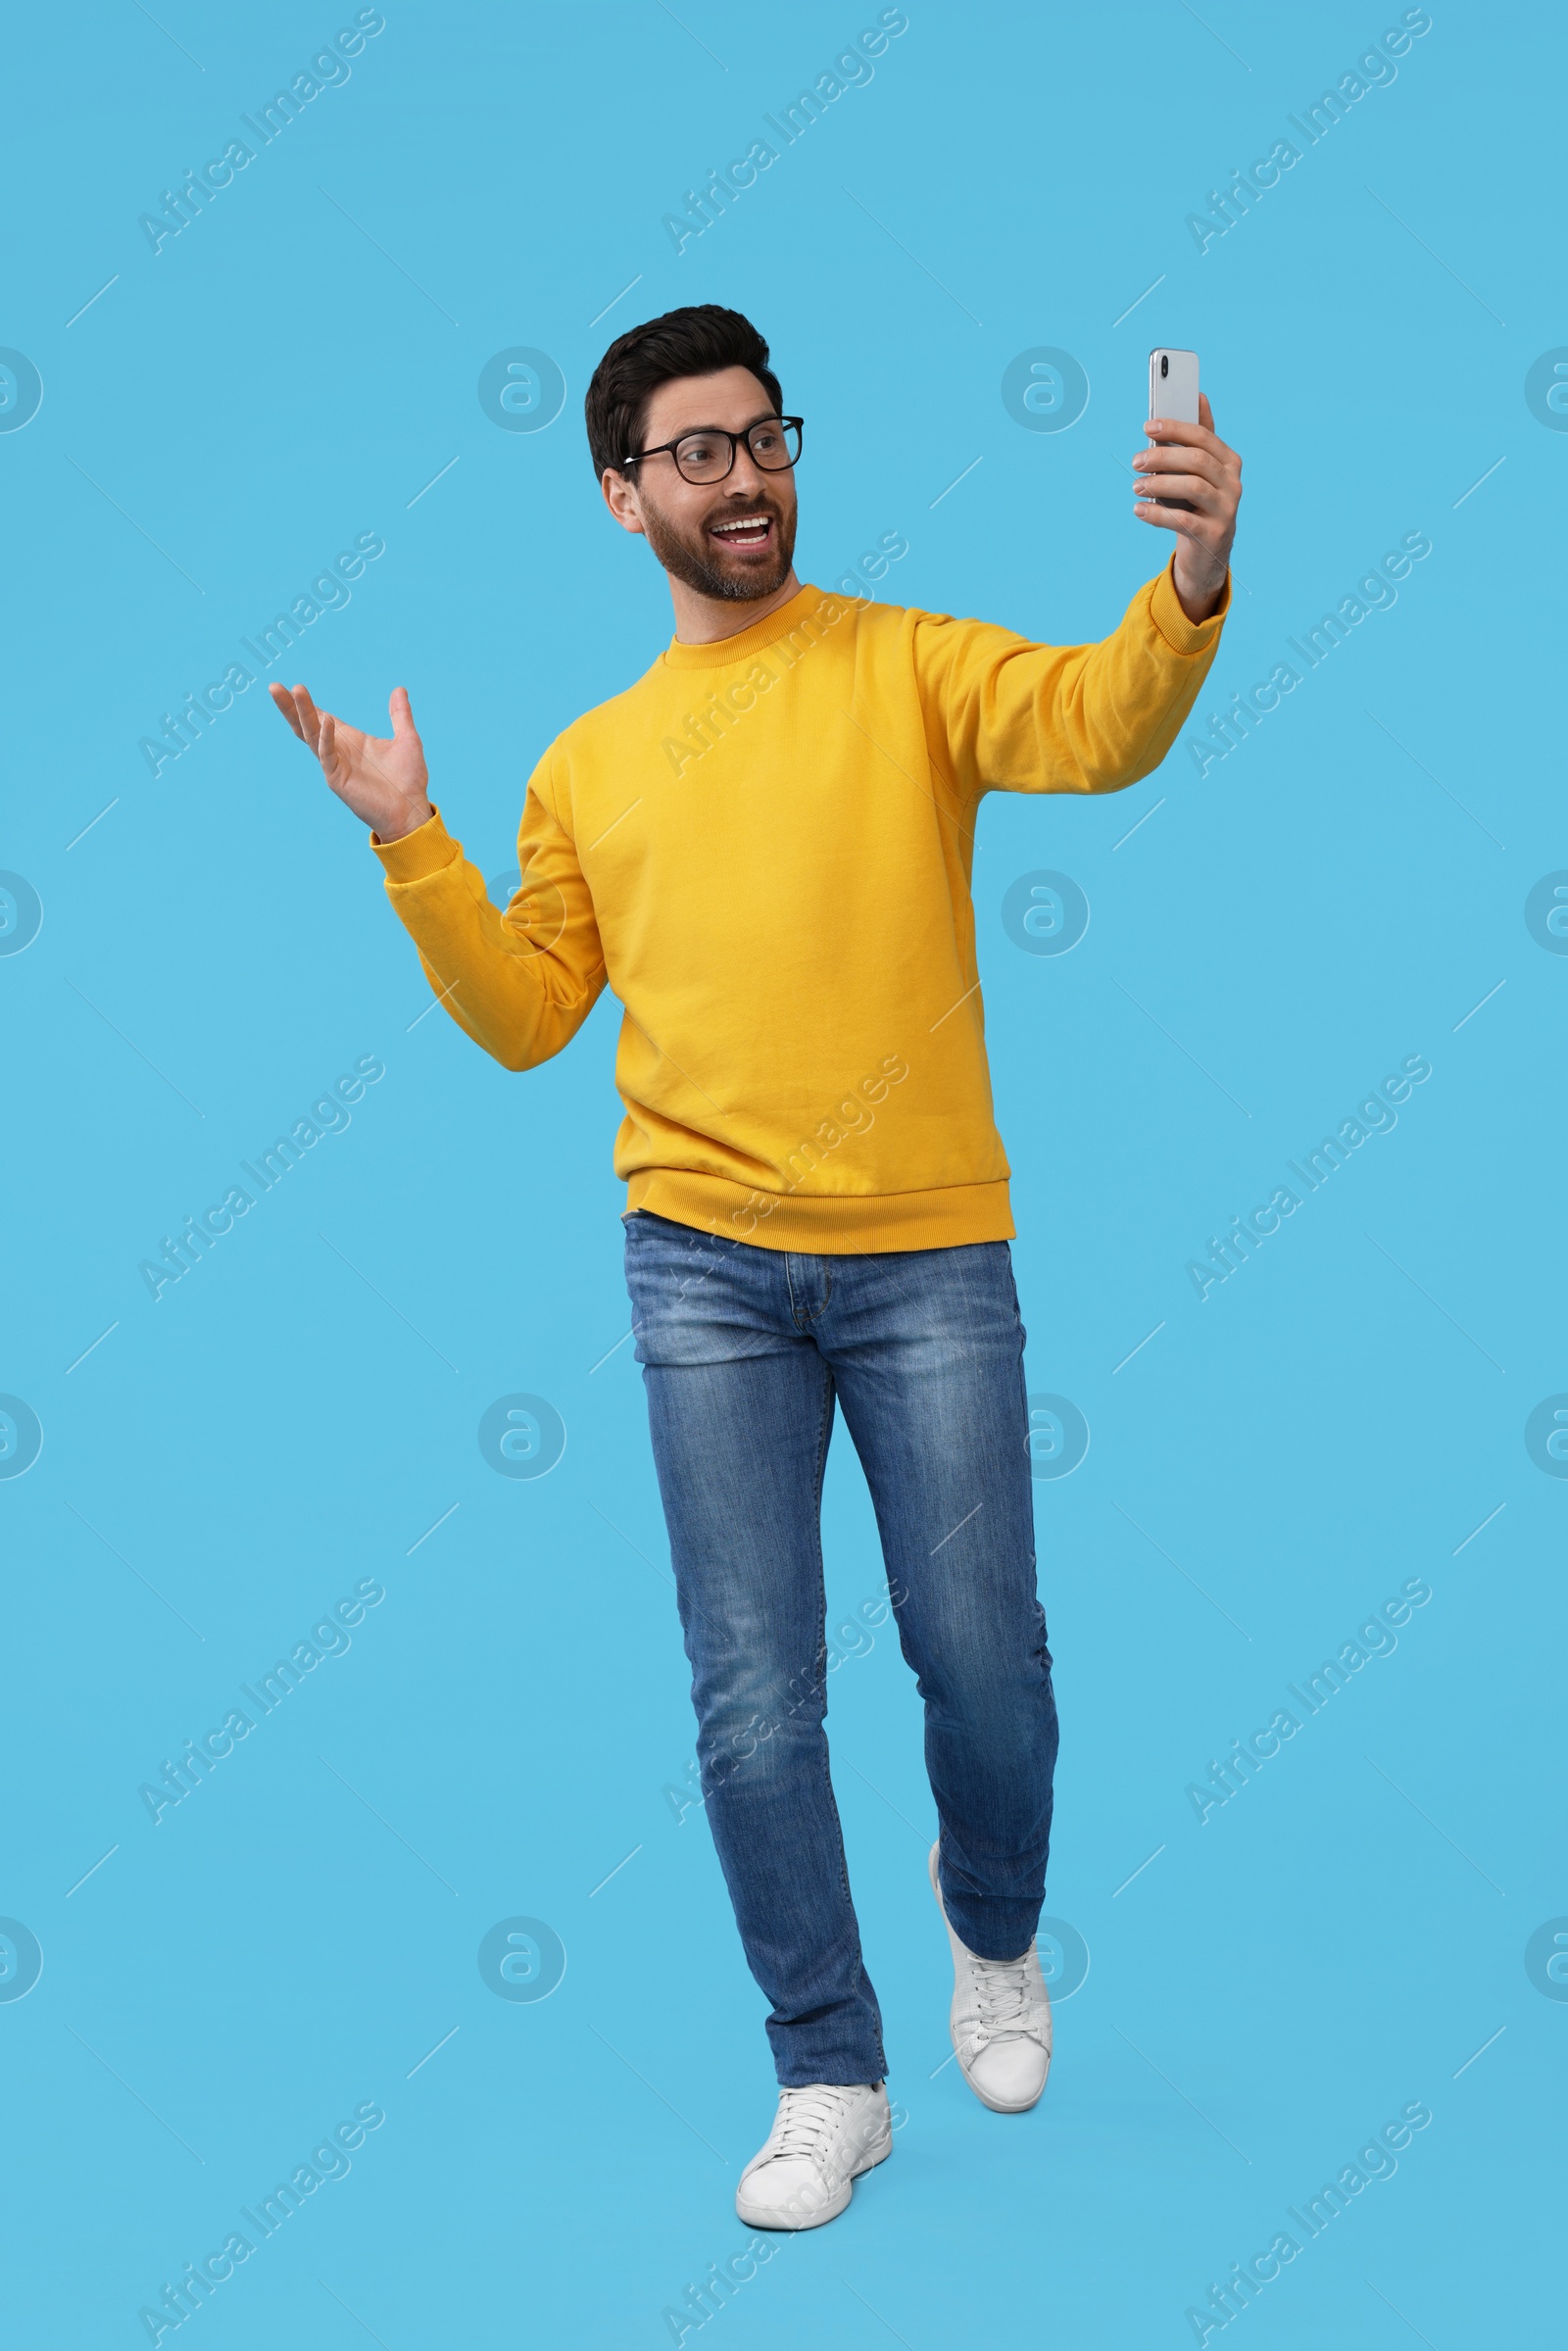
[724,442,773,497]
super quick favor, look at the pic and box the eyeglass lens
[673,419,800,482]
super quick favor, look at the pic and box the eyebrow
[661,410,779,438]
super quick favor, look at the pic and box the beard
[637,489,798,603]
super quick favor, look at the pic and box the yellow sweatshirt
[373,563,1227,1252]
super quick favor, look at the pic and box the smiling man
[270,304,1240,2231]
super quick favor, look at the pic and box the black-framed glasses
[622,415,804,484]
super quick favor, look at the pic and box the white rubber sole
[928,1840,1049,2114]
[735,2125,892,2231]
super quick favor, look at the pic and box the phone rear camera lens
[1160,355,1169,376]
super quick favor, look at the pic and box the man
[271,304,1240,2230]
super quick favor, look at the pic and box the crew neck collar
[661,583,827,670]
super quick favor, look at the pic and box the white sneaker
[929,1841,1052,2113]
[735,2081,892,2230]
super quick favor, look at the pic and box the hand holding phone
[1132,349,1244,623]
[1147,348,1200,510]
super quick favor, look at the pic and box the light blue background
[3,3,1560,2344]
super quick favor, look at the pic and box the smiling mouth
[708,512,774,551]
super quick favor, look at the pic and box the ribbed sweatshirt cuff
[370,806,460,883]
[1149,559,1231,656]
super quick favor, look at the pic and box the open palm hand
[270,681,433,843]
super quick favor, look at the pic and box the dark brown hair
[584,304,783,479]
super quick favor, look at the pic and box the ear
[601,466,646,537]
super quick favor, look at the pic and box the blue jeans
[623,1210,1058,2087]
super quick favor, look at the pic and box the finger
[1134,481,1226,522]
[1135,443,1225,484]
[287,683,324,750]
[268,683,307,742]
[1142,416,1223,455]
[1134,501,1215,542]
[388,685,422,748]
[1198,392,1215,432]
[318,710,342,786]
[1134,475,1221,514]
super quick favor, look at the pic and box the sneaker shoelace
[964,1953,1043,2044]
[770,2083,858,2163]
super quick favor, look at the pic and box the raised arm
[270,681,606,1070]
[912,398,1240,804]
[911,567,1227,804]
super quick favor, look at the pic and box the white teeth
[713,517,768,535]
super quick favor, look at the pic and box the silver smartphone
[1148,347,1200,510]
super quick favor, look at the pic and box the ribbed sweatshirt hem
[622,1169,1015,1254]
